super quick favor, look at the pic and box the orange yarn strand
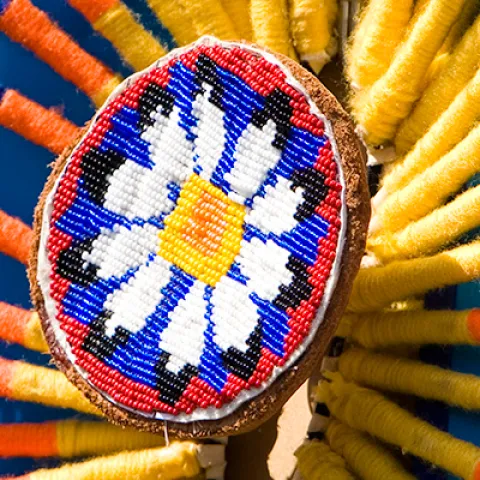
[0,0,121,106]
[0,89,80,154]
[0,209,32,265]
[68,0,118,23]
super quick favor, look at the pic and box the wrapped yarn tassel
[221,0,252,40]
[0,302,47,352]
[369,184,480,261]
[0,209,32,265]
[146,0,199,46]
[290,0,338,73]
[348,240,480,312]
[0,420,165,458]
[353,0,467,146]
[0,0,121,107]
[295,440,357,480]
[68,0,166,71]
[342,309,480,349]
[396,12,480,153]
[325,419,415,480]
[11,442,201,480]
[0,88,79,154]
[0,356,101,416]
[251,0,297,58]
[346,0,414,90]
[338,347,480,411]
[317,373,480,480]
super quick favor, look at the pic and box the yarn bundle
[1,0,480,479]
[295,1,480,480]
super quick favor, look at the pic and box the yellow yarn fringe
[396,12,480,153]
[378,70,480,202]
[91,75,122,108]
[353,0,467,146]
[295,440,357,480]
[289,0,338,73]
[317,373,480,480]
[93,3,166,71]
[24,312,48,352]
[56,420,165,457]
[251,0,297,59]
[26,442,200,480]
[221,0,252,40]
[348,241,480,312]
[181,0,239,40]
[342,309,480,349]
[369,185,480,261]
[7,359,101,416]
[339,347,480,411]
[372,123,480,234]
[147,0,198,46]
[346,0,414,90]
[325,419,415,480]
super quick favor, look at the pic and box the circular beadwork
[36,38,345,423]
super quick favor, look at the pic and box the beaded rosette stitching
[37,37,345,422]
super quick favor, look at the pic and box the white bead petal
[84,222,160,280]
[160,280,209,374]
[192,83,226,182]
[225,119,281,202]
[245,175,304,236]
[104,255,171,337]
[210,276,259,353]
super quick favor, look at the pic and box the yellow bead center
[158,174,246,286]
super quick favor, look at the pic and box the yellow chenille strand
[317,373,480,480]
[369,185,480,262]
[56,421,165,457]
[11,361,101,416]
[91,75,122,108]
[93,3,166,71]
[378,70,480,202]
[338,347,480,410]
[251,0,296,58]
[342,309,479,349]
[395,13,480,153]
[221,0,252,40]
[146,0,198,46]
[348,241,480,312]
[289,0,338,73]
[386,298,424,312]
[353,0,467,146]
[23,312,48,352]
[346,0,414,90]
[181,0,238,40]
[295,440,357,480]
[27,442,200,480]
[325,419,415,480]
[373,123,480,234]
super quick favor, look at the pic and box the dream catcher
[0,1,479,479]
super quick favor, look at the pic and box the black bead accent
[290,167,328,222]
[56,237,98,286]
[137,82,175,131]
[252,88,293,150]
[221,324,262,381]
[273,255,313,311]
[82,311,131,359]
[195,54,225,111]
[80,148,127,205]
[155,352,199,407]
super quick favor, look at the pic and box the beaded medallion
[35,38,345,425]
